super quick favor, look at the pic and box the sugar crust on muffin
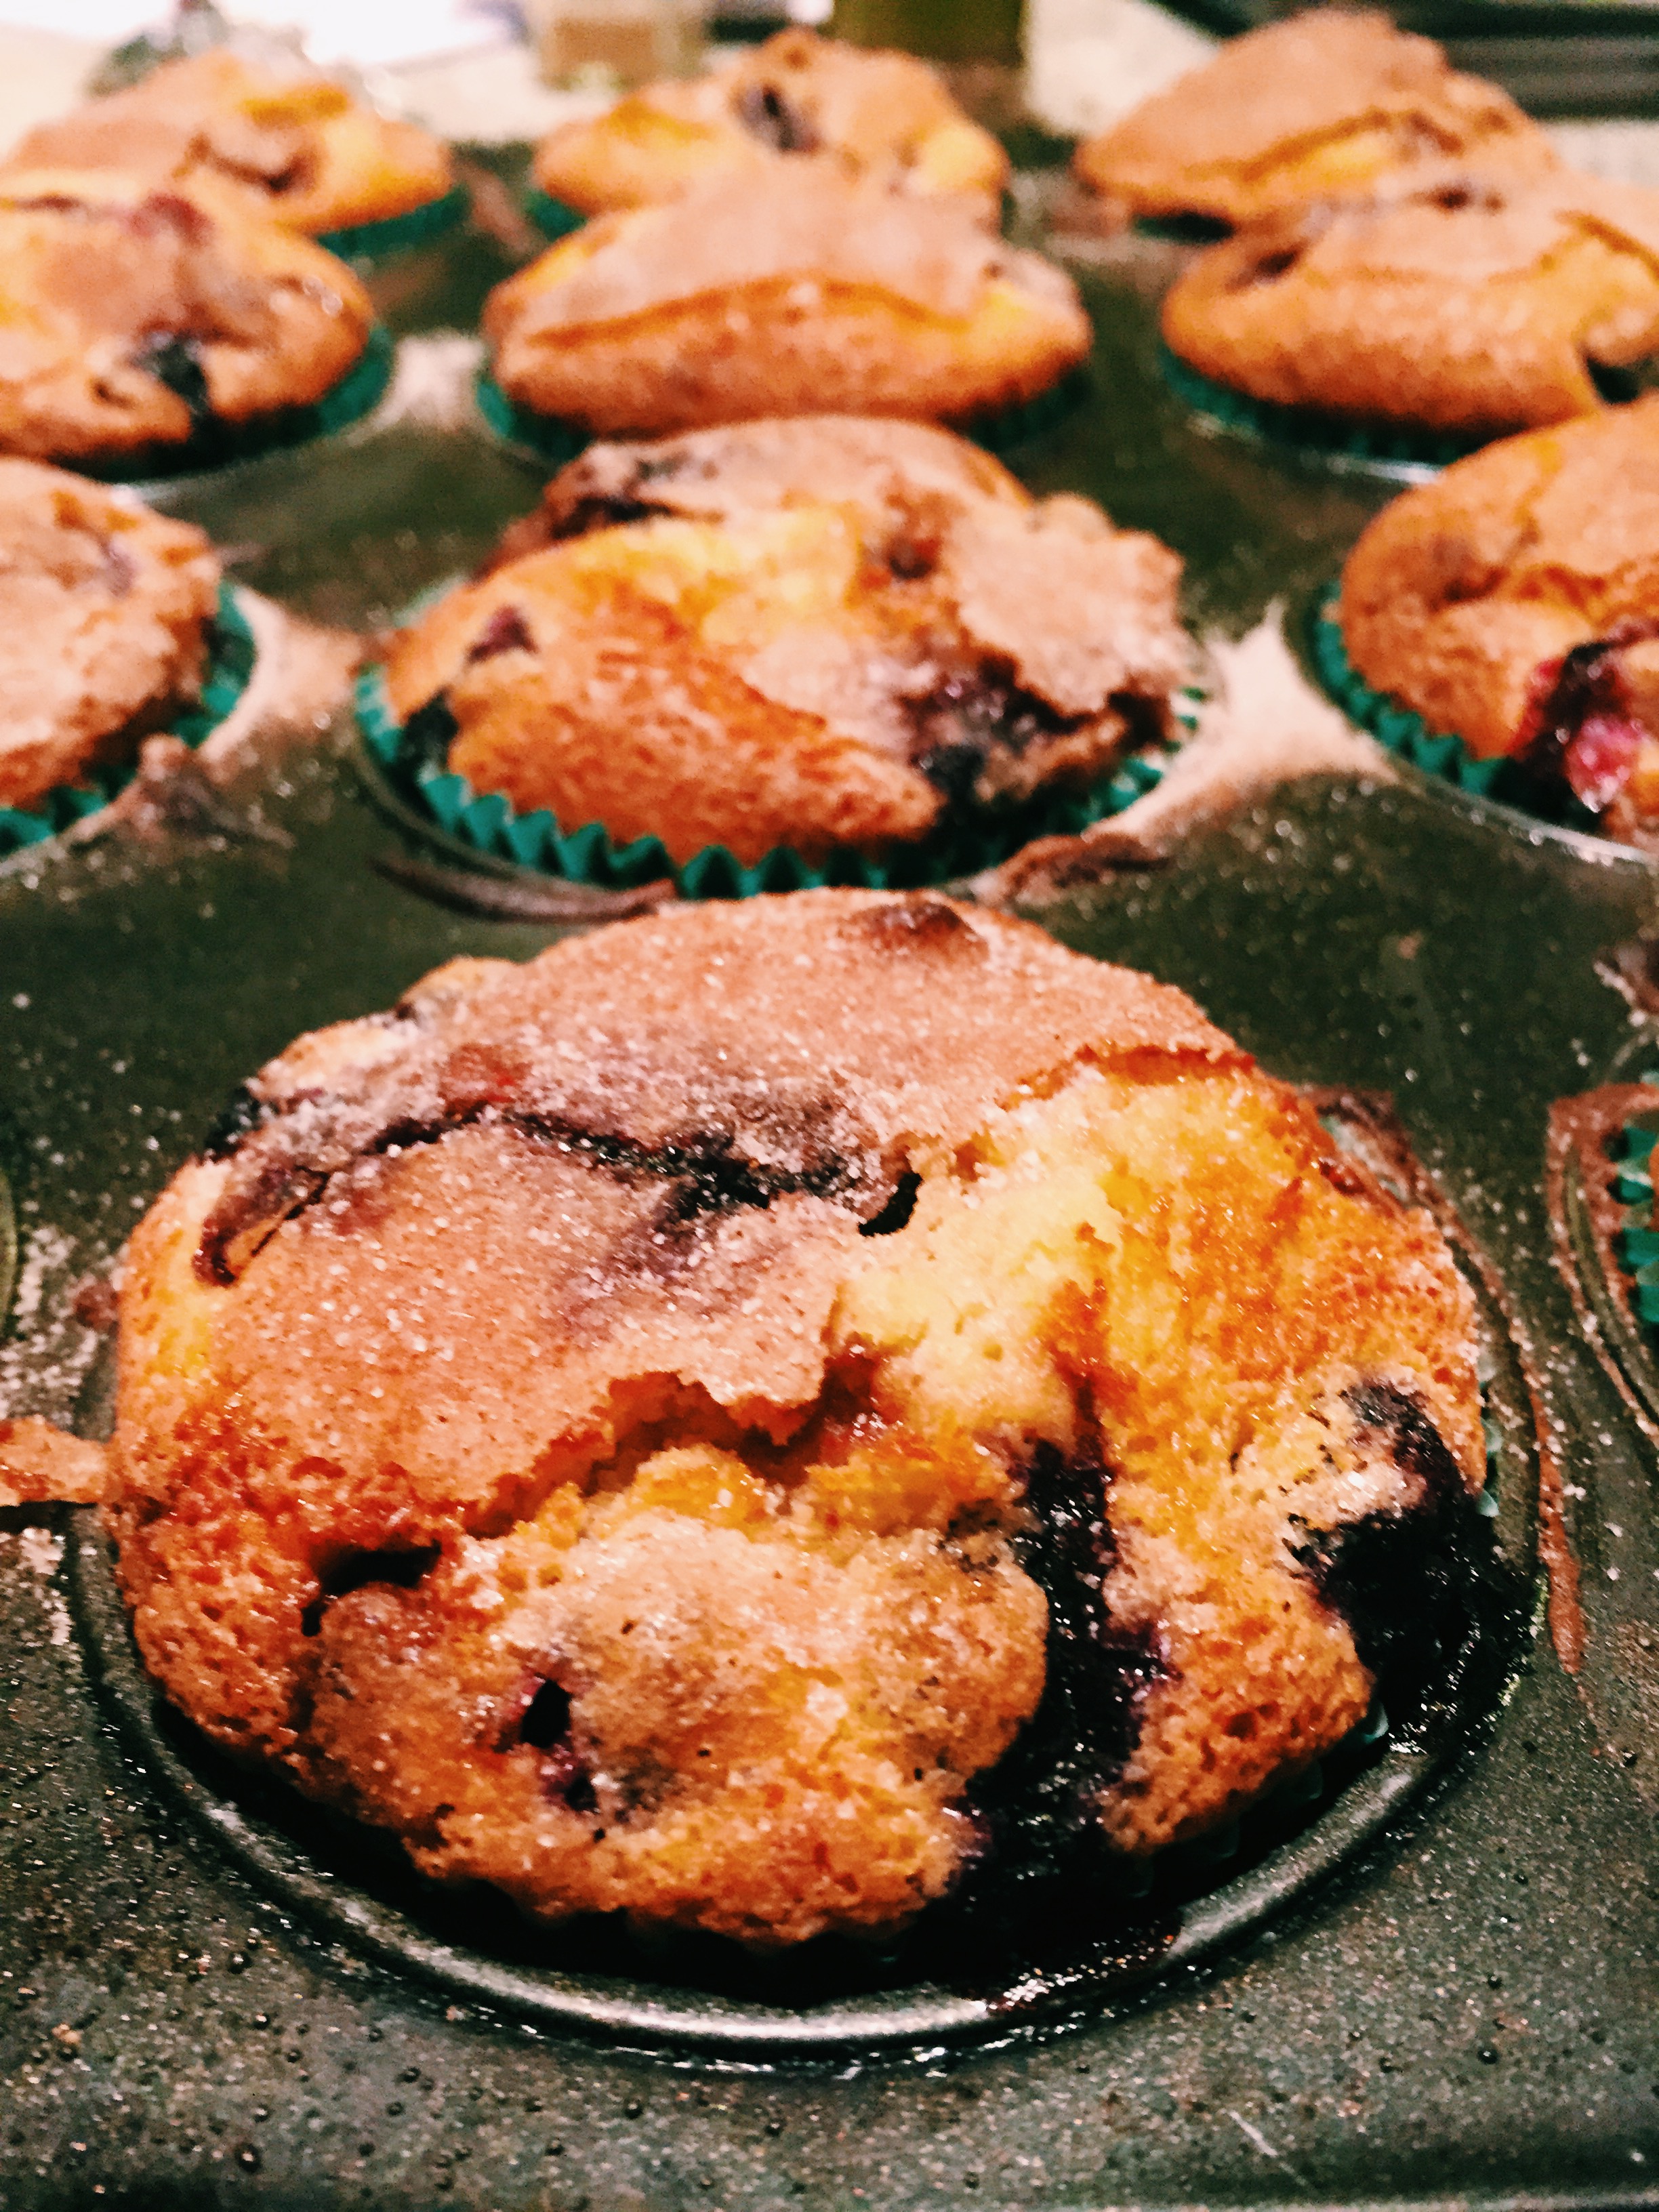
[532,28,1008,222]
[0,457,220,808]
[0,168,375,464]
[1162,173,1659,436]
[110,892,1484,1946]
[382,415,1189,867]
[1340,394,1659,826]
[7,50,455,239]
[483,165,1090,437]
[1073,9,1556,228]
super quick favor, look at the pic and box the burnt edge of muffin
[70,320,394,486]
[1305,580,1620,837]
[353,660,1187,901]
[1160,344,1491,480]
[0,580,258,860]
[148,1061,1525,2009]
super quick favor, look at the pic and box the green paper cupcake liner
[1159,343,1488,480]
[355,659,1203,901]
[76,322,396,487]
[0,581,258,860]
[1609,1086,1659,1335]
[473,359,1088,472]
[1133,213,1231,245]
[473,366,592,469]
[1306,579,1603,835]
[523,186,590,243]
[316,183,471,263]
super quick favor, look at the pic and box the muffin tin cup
[0,581,259,861]
[472,360,1090,470]
[1159,343,1490,483]
[1303,578,1624,846]
[314,183,472,263]
[73,322,396,488]
[523,186,590,242]
[354,659,1195,901]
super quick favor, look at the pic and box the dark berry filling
[1510,619,1659,815]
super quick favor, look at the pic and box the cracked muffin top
[0,167,375,465]
[483,165,1090,438]
[1340,394,1659,838]
[0,456,219,809]
[532,27,1008,221]
[111,891,1488,1948]
[7,50,455,239]
[1074,9,1555,229]
[380,414,1189,869]
[1162,172,1659,436]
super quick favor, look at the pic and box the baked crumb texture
[382,416,1188,869]
[0,457,219,808]
[483,166,1090,438]
[111,893,1485,1947]
[532,28,1008,222]
[1163,173,1659,436]
[1340,395,1659,833]
[7,51,455,239]
[1073,9,1556,229]
[0,169,375,465]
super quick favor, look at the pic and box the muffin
[375,414,1187,876]
[1073,9,1556,231]
[0,457,219,811]
[482,166,1090,443]
[530,28,1007,229]
[1336,395,1659,835]
[0,169,380,468]
[1162,173,1659,445]
[7,49,457,246]
[109,891,1487,1945]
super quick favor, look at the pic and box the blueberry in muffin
[531,28,1007,228]
[376,414,1188,874]
[1162,173,1659,443]
[0,167,380,470]
[1337,393,1659,838]
[482,165,1090,442]
[110,891,1489,1946]
[0,456,219,809]
[8,49,457,246]
[1073,9,1555,233]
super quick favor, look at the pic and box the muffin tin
[0,148,1654,2210]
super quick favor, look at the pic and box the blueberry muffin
[110,891,1486,1945]
[1163,173,1659,440]
[1074,9,1555,231]
[0,168,377,467]
[379,414,1187,871]
[482,166,1090,441]
[1339,395,1659,836]
[0,457,219,809]
[8,50,456,243]
[531,28,1007,224]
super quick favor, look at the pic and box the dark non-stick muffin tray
[0,165,1656,2212]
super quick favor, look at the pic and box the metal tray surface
[0,194,1656,2210]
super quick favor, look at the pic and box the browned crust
[7,50,454,236]
[0,167,373,462]
[1074,9,1556,227]
[1162,176,1659,436]
[483,167,1089,436]
[1340,396,1659,760]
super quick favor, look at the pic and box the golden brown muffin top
[7,49,454,234]
[485,163,1077,346]
[533,27,1007,215]
[0,457,218,805]
[1075,9,1555,224]
[382,417,1187,862]
[0,167,375,453]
